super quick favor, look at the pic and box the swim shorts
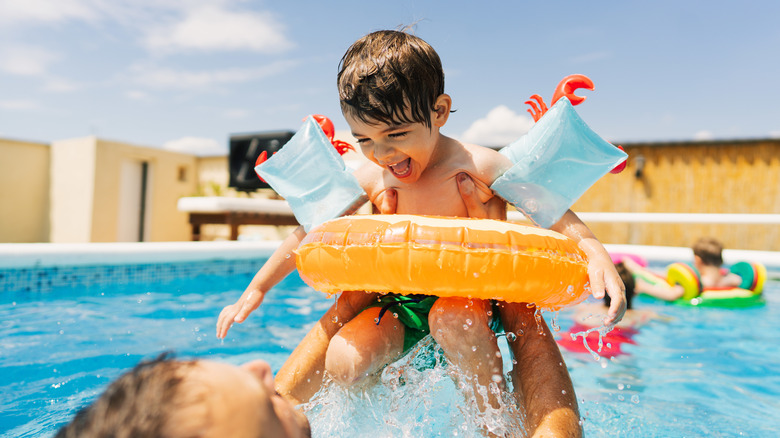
[368,294,503,351]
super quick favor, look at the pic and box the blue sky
[1,0,779,155]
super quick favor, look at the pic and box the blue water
[1,262,779,437]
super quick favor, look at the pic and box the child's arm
[635,280,685,301]
[550,210,626,326]
[216,226,307,339]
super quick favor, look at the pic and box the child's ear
[432,94,452,127]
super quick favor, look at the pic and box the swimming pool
[1,243,779,437]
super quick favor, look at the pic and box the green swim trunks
[367,295,504,351]
[367,294,438,351]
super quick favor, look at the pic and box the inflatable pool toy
[633,261,766,308]
[610,252,648,267]
[256,76,626,231]
[557,322,638,358]
[296,214,591,309]
[255,115,368,231]
[491,75,627,228]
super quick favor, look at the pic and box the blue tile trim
[0,258,267,293]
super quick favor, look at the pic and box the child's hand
[587,256,627,326]
[216,289,266,339]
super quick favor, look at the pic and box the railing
[507,211,780,225]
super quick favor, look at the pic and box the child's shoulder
[457,140,513,184]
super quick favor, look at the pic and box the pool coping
[1,241,778,269]
[0,241,281,268]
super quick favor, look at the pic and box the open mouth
[388,158,412,178]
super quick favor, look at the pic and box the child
[217,29,625,432]
[625,236,741,301]
[558,262,660,358]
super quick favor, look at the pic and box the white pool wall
[1,241,779,270]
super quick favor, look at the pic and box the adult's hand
[374,173,505,220]
[456,172,506,220]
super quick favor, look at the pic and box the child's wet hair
[692,237,724,267]
[337,30,445,129]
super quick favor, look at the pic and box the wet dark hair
[55,353,194,438]
[605,262,634,310]
[337,30,445,129]
[692,237,724,267]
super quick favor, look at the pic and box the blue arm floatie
[490,97,627,228]
[255,116,368,231]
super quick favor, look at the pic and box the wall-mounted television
[228,130,295,192]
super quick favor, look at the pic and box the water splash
[303,336,527,437]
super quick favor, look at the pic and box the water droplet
[486,310,492,316]
[472,272,479,278]
[331,316,339,323]
[392,312,398,319]
[58,330,64,335]
[374,317,380,324]
[462,324,469,330]
[495,351,502,358]
[465,318,473,326]
[315,370,320,375]
[618,394,625,401]
[562,390,567,394]
[491,374,502,383]
[471,346,477,352]
[506,332,517,342]
[631,395,640,404]
[617,383,625,390]
[285,253,291,259]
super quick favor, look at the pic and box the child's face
[345,96,449,184]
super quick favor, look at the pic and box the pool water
[1,261,779,437]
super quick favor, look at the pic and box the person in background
[558,262,661,358]
[624,237,741,301]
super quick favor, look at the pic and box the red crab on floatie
[526,74,627,174]
[254,114,355,182]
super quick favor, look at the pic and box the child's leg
[275,290,377,405]
[429,297,504,410]
[325,306,406,385]
[499,302,581,438]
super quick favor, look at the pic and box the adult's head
[56,354,310,438]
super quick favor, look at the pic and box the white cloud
[0,0,98,25]
[693,130,714,141]
[42,77,80,92]
[143,6,293,54]
[459,105,534,146]
[129,60,298,89]
[0,99,39,110]
[163,136,226,156]
[0,45,59,76]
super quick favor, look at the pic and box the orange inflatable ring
[296,214,590,309]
